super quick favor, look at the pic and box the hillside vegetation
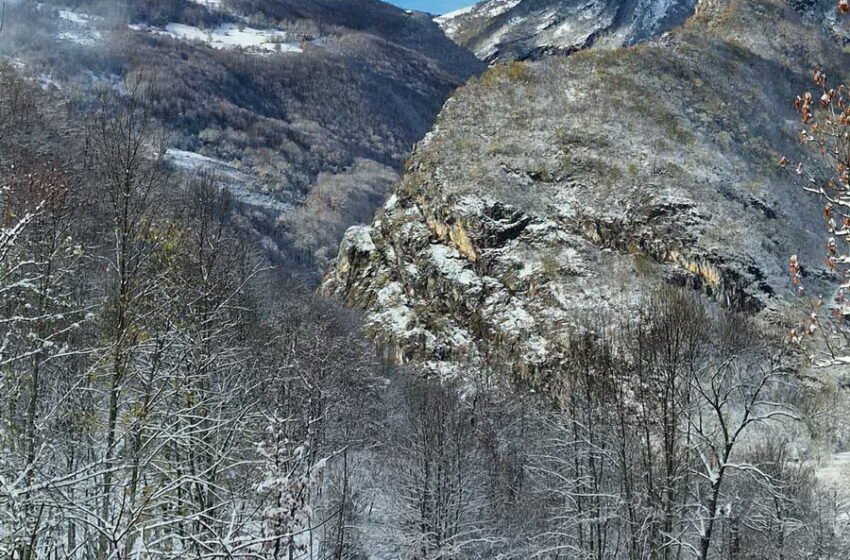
[1,0,483,275]
[326,0,843,380]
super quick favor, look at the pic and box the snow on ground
[130,23,302,54]
[84,71,125,93]
[368,282,422,344]
[55,8,102,45]
[58,9,90,25]
[166,149,292,213]
[816,452,850,524]
[816,451,850,483]
[347,225,377,253]
[38,73,62,91]
[188,0,223,7]
[475,22,512,60]
[493,304,535,333]
[435,3,475,24]
[436,0,522,37]
[480,0,523,18]
[523,334,549,364]
[435,11,470,37]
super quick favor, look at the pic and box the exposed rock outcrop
[325,0,847,384]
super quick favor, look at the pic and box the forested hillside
[0,69,376,558]
[1,0,482,276]
[3,0,850,559]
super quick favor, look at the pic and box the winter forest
[4,0,850,559]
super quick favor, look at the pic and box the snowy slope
[167,149,294,213]
[436,0,698,62]
[129,23,303,54]
[55,8,103,45]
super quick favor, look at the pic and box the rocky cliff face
[436,0,699,63]
[324,0,848,385]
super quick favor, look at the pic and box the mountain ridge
[324,0,846,383]
[435,0,700,62]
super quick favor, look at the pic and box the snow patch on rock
[347,226,377,253]
[429,244,480,288]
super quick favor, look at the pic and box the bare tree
[383,376,494,560]
[86,77,172,560]
[682,317,797,560]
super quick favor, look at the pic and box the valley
[2,0,850,558]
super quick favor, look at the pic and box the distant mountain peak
[436,0,699,63]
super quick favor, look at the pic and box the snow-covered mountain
[436,0,699,62]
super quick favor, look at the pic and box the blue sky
[389,0,471,14]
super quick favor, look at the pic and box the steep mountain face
[324,0,847,384]
[435,0,699,63]
[2,0,483,275]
